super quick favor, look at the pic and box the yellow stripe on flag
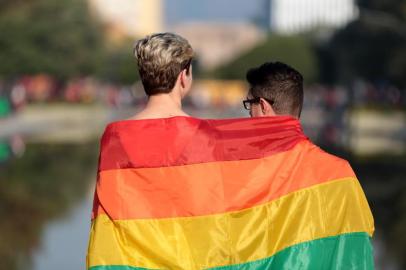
[87,177,374,270]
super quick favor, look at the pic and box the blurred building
[88,0,163,39]
[256,0,273,31]
[171,22,265,70]
[263,0,358,33]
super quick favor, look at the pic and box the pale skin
[247,94,277,118]
[247,94,301,119]
[129,65,193,120]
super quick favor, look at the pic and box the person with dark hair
[239,61,375,269]
[243,61,303,118]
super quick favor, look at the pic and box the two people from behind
[131,32,302,121]
[87,32,374,270]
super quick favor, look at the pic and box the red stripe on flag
[99,116,307,171]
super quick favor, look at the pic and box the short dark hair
[246,61,303,117]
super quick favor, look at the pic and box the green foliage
[357,0,406,19]
[320,0,406,87]
[393,190,406,269]
[0,0,105,80]
[208,35,319,83]
[0,98,11,117]
[98,41,140,85]
[328,21,405,85]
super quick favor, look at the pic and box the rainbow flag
[87,116,374,270]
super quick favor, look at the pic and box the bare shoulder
[127,110,154,121]
[127,109,189,121]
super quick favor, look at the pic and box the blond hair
[134,32,194,95]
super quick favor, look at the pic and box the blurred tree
[99,40,140,85]
[0,0,36,11]
[208,35,318,83]
[0,0,105,80]
[357,0,406,19]
[319,0,406,88]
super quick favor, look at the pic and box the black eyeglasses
[243,97,274,110]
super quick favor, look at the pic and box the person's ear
[179,69,186,88]
[259,98,268,114]
[260,98,276,116]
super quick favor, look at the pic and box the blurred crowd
[306,82,405,151]
[306,81,405,109]
[1,74,405,116]
[0,75,143,114]
[2,75,404,164]
[1,73,405,152]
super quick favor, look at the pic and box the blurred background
[0,0,405,269]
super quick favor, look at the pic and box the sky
[90,0,357,37]
[164,0,357,33]
[165,0,265,25]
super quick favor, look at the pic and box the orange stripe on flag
[93,140,355,220]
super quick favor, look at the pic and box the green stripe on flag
[89,232,373,270]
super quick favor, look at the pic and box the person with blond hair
[131,32,194,119]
